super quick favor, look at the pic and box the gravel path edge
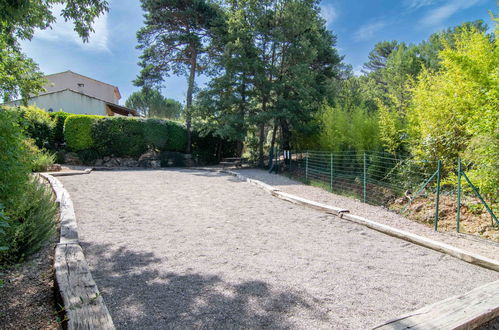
[196,167,499,272]
[40,172,115,330]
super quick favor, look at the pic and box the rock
[122,158,139,167]
[64,152,81,165]
[150,160,161,168]
[104,158,119,167]
[139,150,159,162]
[47,164,62,172]
[414,204,423,212]
[103,156,111,162]
[94,159,104,166]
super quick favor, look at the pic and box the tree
[135,0,222,153]
[0,0,109,102]
[362,40,399,73]
[125,89,182,119]
[408,27,498,198]
[193,0,341,164]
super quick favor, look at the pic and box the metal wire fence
[272,150,498,235]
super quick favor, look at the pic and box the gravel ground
[233,168,499,261]
[60,170,497,329]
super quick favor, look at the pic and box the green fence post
[457,158,461,233]
[434,160,442,231]
[305,150,309,181]
[363,152,367,203]
[330,153,333,192]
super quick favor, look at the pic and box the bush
[144,118,169,150]
[31,150,56,172]
[24,138,55,172]
[0,205,9,253]
[0,109,56,264]
[64,115,103,151]
[77,148,101,164]
[164,121,187,152]
[92,117,147,157]
[0,178,56,264]
[13,105,55,149]
[0,109,32,211]
[160,151,186,167]
[49,111,72,145]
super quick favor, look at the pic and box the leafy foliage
[13,105,55,149]
[49,111,72,145]
[0,109,56,264]
[0,177,56,264]
[0,0,109,102]
[64,115,103,151]
[125,89,182,119]
[0,109,32,210]
[163,120,188,152]
[408,27,498,198]
[92,117,147,157]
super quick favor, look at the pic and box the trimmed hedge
[64,115,104,151]
[49,111,72,145]
[92,117,147,157]
[164,121,187,152]
[144,118,169,150]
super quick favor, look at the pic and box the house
[2,71,139,117]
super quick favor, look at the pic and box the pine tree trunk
[258,121,265,167]
[185,48,197,154]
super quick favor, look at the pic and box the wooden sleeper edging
[40,172,115,330]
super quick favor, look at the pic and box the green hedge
[144,118,169,150]
[49,111,72,145]
[92,117,147,157]
[164,121,187,152]
[64,115,188,157]
[64,115,103,151]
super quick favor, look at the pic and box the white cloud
[320,4,338,26]
[405,0,439,9]
[354,21,386,41]
[420,0,481,27]
[34,4,110,52]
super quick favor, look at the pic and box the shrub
[164,121,187,152]
[14,105,55,149]
[92,117,147,157]
[0,109,32,211]
[0,205,9,253]
[49,111,72,145]
[31,150,56,172]
[64,115,103,151]
[77,148,100,164]
[160,151,186,167]
[0,109,56,264]
[144,118,169,150]
[0,178,57,264]
[24,138,55,172]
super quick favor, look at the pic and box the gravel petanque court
[59,170,497,329]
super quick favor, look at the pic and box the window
[77,83,84,88]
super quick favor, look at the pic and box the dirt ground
[0,232,60,329]
[60,169,498,329]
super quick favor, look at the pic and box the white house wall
[7,90,108,116]
[44,71,119,104]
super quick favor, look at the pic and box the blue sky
[20,0,496,105]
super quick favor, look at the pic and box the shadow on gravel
[83,242,327,329]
